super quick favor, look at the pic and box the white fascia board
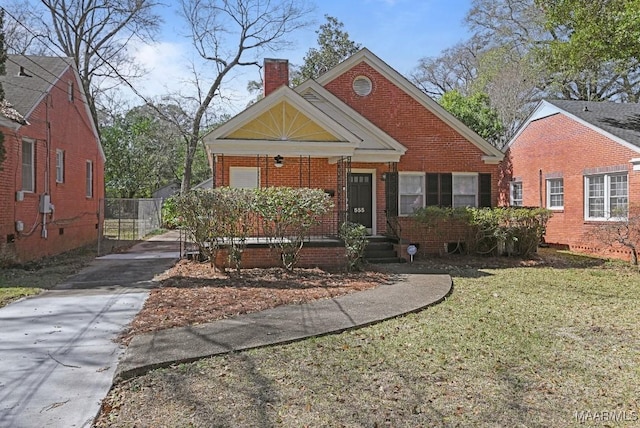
[204,85,361,145]
[296,80,407,155]
[208,139,358,157]
[350,150,403,163]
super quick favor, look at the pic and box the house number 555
[353,207,365,213]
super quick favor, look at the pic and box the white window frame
[452,172,478,208]
[398,172,425,216]
[510,181,523,206]
[546,178,563,210]
[22,139,35,192]
[86,160,93,198]
[229,167,260,189]
[56,149,65,183]
[584,173,628,221]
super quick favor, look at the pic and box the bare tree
[178,0,313,193]
[3,0,162,129]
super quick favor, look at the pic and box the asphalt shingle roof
[548,99,640,149]
[0,55,74,118]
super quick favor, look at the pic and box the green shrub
[175,187,333,271]
[410,206,552,258]
[340,222,368,271]
[161,196,182,229]
[255,187,333,270]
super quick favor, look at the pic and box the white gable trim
[295,80,407,155]
[205,85,362,145]
[507,100,640,155]
[315,48,504,163]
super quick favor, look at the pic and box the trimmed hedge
[412,206,552,258]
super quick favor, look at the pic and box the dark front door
[348,173,373,230]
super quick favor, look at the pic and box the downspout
[539,169,543,207]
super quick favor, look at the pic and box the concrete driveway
[0,232,180,428]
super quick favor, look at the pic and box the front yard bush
[255,187,333,270]
[175,187,333,271]
[339,222,368,271]
[411,206,551,258]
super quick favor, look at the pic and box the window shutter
[385,172,399,217]
[440,174,453,207]
[479,173,492,207]
[426,173,439,206]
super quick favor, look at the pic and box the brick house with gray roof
[504,99,640,261]
[0,55,105,263]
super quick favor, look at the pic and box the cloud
[131,41,190,98]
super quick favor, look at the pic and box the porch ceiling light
[274,155,284,168]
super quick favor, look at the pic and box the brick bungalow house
[504,99,640,261]
[203,48,504,267]
[0,55,105,264]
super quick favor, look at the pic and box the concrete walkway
[116,272,452,381]
[0,233,180,428]
[0,229,452,427]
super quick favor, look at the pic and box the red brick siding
[0,67,104,264]
[505,113,640,261]
[215,246,346,270]
[212,59,500,260]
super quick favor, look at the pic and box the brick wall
[211,58,501,261]
[505,113,640,262]
[214,246,346,270]
[0,66,104,264]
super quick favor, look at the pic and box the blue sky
[133,0,473,111]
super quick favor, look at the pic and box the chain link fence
[99,198,163,254]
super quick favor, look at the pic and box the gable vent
[302,92,321,103]
[353,76,372,96]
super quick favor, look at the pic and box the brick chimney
[264,58,289,97]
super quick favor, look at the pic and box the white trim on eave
[314,48,504,164]
[507,100,640,156]
[205,85,361,145]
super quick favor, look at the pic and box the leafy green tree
[101,104,210,198]
[439,90,505,148]
[536,0,640,71]
[296,15,361,84]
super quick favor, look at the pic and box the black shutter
[479,173,492,207]
[385,172,399,217]
[440,173,453,207]
[426,173,439,206]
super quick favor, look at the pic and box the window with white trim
[399,173,424,216]
[546,178,563,209]
[510,181,523,206]
[229,167,260,189]
[585,173,628,220]
[452,173,478,208]
[86,160,93,198]
[56,149,65,183]
[22,139,35,192]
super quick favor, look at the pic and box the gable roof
[509,99,640,154]
[1,55,74,118]
[295,80,406,162]
[205,85,363,157]
[315,48,505,163]
[1,55,105,161]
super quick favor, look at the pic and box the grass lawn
[98,251,640,427]
[0,287,41,308]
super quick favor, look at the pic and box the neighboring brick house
[504,99,640,261]
[203,48,504,266]
[0,55,105,264]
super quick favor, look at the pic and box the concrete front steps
[364,236,406,264]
